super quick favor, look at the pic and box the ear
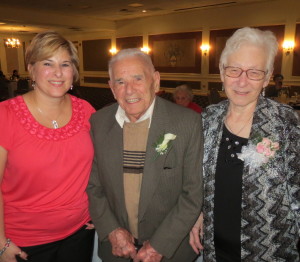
[219,64,225,83]
[27,64,34,80]
[108,80,117,99]
[153,71,160,93]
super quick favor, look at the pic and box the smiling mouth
[126,98,141,103]
[235,90,249,95]
[50,81,64,85]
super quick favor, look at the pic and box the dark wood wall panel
[149,32,202,73]
[83,77,109,84]
[160,80,201,89]
[292,24,300,76]
[116,36,143,50]
[82,39,111,71]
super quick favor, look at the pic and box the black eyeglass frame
[223,65,268,81]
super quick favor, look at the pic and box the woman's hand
[189,212,204,254]
[0,241,28,262]
[85,222,95,230]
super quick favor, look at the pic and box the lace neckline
[9,95,85,141]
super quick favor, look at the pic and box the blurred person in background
[173,84,202,113]
[9,69,20,81]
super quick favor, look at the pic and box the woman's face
[28,48,74,98]
[221,43,271,109]
[174,90,191,107]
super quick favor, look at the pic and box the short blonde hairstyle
[25,31,79,82]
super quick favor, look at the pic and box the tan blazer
[87,97,203,261]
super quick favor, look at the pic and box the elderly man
[87,48,203,262]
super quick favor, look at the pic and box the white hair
[108,48,155,78]
[219,27,278,76]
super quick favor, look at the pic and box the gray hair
[108,48,155,78]
[219,27,278,76]
[173,84,194,101]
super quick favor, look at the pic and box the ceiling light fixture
[128,3,144,7]
[4,38,21,48]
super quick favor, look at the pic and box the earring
[222,84,224,91]
[70,85,73,90]
[262,88,265,97]
[31,81,36,88]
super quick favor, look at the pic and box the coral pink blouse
[0,95,95,246]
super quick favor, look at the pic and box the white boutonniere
[237,134,279,173]
[154,133,176,158]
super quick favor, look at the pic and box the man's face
[109,56,160,122]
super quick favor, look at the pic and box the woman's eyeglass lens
[223,66,267,81]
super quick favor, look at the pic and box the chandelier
[4,38,21,48]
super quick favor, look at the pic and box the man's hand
[133,241,163,262]
[189,212,204,254]
[108,228,137,259]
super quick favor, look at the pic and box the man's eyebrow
[133,74,143,78]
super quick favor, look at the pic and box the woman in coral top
[0,31,95,262]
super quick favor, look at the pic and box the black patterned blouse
[202,96,300,261]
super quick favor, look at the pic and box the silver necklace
[36,107,60,129]
[225,114,253,136]
[34,96,65,129]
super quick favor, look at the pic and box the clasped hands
[108,228,163,262]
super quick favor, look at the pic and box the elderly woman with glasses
[189,27,300,261]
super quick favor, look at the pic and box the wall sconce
[109,47,118,55]
[200,44,210,56]
[282,40,295,55]
[141,46,150,54]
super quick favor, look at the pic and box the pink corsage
[237,136,279,173]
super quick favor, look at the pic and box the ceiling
[0,0,273,35]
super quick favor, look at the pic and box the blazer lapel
[104,119,129,225]
[138,97,171,220]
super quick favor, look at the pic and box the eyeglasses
[223,66,267,81]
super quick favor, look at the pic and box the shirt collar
[115,97,156,128]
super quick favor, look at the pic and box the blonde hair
[25,31,79,82]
